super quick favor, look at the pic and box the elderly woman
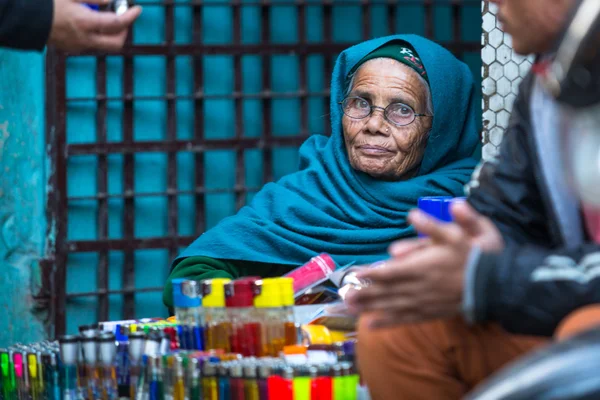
[163,34,481,307]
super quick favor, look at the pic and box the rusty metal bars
[43,0,478,338]
[122,31,136,320]
[44,51,69,336]
[234,0,245,211]
[261,0,273,184]
[193,0,206,237]
[165,0,179,265]
[96,56,110,322]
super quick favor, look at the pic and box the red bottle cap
[225,277,261,307]
[163,327,179,350]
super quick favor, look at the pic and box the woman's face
[342,58,433,181]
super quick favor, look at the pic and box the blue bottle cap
[440,198,452,222]
[114,325,128,342]
[417,197,451,237]
[440,197,467,222]
[417,196,451,220]
[172,279,201,308]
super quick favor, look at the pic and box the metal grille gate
[40,0,481,338]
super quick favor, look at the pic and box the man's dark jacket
[0,0,53,50]
[468,72,600,337]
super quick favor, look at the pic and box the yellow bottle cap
[27,354,37,379]
[130,324,137,333]
[277,277,295,306]
[202,278,231,308]
[328,330,349,344]
[300,324,332,345]
[253,278,282,308]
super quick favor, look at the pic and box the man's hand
[344,201,504,329]
[48,0,142,52]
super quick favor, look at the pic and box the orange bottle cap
[283,345,307,355]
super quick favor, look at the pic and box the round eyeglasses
[340,96,433,127]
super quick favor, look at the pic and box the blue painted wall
[0,50,47,347]
[0,1,482,344]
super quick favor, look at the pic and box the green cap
[349,41,429,84]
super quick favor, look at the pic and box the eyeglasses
[340,96,433,127]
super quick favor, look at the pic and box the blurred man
[345,0,600,398]
[0,0,141,52]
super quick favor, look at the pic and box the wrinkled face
[342,58,433,181]
[489,0,575,55]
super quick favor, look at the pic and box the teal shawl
[176,34,481,267]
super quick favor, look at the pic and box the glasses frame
[339,96,433,127]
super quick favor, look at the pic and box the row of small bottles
[135,355,359,400]
[0,328,358,399]
[172,277,298,357]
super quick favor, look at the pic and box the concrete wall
[0,50,47,347]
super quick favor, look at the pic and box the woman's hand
[344,201,504,329]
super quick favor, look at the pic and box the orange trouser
[356,305,600,400]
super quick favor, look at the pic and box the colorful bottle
[98,332,119,400]
[257,363,270,400]
[277,277,298,347]
[27,352,42,400]
[202,361,219,400]
[331,364,344,400]
[253,278,284,357]
[42,352,61,400]
[311,365,333,400]
[172,279,203,350]
[82,335,100,399]
[225,277,260,357]
[172,356,186,400]
[0,350,15,400]
[114,326,131,398]
[188,357,201,400]
[218,363,231,400]
[229,362,245,400]
[271,365,294,400]
[128,331,146,400]
[203,278,232,352]
[13,351,28,400]
[292,365,311,400]
[58,335,79,400]
[148,355,164,400]
[244,364,260,400]
[341,361,359,400]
